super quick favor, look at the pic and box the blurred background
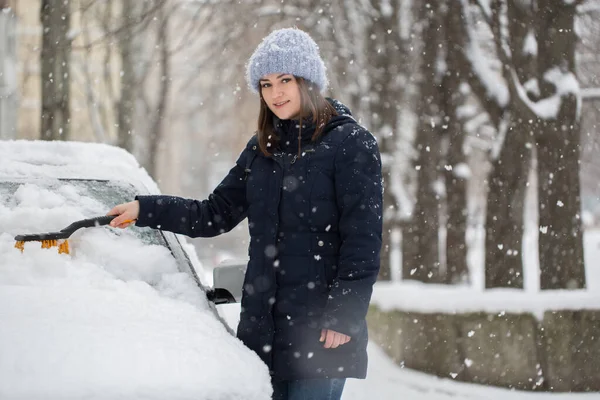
[2,0,600,286]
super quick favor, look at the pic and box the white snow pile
[372,230,600,321]
[0,140,271,400]
[0,139,159,192]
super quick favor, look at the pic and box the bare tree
[116,0,144,152]
[0,0,17,139]
[482,0,536,288]
[364,2,407,281]
[441,0,471,283]
[146,4,170,178]
[535,0,585,289]
[40,0,71,140]
[402,0,445,283]
[463,0,586,289]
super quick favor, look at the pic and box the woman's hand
[107,200,140,228]
[320,329,351,349]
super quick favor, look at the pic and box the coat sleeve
[134,142,254,238]
[321,126,383,337]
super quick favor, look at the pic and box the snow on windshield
[0,154,271,399]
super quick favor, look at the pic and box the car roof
[0,139,159,194]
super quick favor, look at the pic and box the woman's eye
[282,78,291,83]
[261,83,271,88]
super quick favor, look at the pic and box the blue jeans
[272,378,346,400]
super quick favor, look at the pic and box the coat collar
[273,116,316,154]
[271,98,356,154]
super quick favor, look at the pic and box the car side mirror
[206,259,247,305]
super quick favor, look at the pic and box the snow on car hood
[0,141,271,400]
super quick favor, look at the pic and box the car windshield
[0,179,165,246]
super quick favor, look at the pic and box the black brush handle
[60,216,117,235]
[14,232,66,241]
[15,216,117,242]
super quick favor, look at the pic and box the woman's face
[259,73,302,120]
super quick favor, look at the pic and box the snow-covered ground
[217,301,600,400]
[343,342,600,400]
[371,229,600,317]
[214,228,600,399]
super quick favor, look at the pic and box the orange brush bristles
[14,239,70,254]
[58,240,70,254]
[41,240,57,249]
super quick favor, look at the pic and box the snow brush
[14,215,130,255]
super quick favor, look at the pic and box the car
[0,140,271,400]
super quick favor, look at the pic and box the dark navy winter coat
[135,99,383,380]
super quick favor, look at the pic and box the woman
[108,28,383,400]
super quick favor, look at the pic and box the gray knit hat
[246,28,328,94]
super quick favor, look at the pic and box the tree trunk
[0,2,16,139]
[402,0,443,283]
[147,6,170,178]
[484,0,535,288]
[537,102,585,289]
[441,0,469,284]
[116,0,140,153]
[484,120,531,288]
[40,0,71,141]
[365,2,403,281]
[535,1,585,289]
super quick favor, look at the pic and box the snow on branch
[475,0,492,19]
[575,0,595,12]
[582,87,600,100]
[461,0,509,109]
[471,0,493,28]
[522,30,537,56]
[464,41,509,108]
[511,67,581,120]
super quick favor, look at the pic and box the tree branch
[470,0,494,27]
[72,0,168,51]
[458,0,506,126]
[582,87,600,100]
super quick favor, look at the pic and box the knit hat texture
[246,28,328,94]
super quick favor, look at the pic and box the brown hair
[257,77,338,156]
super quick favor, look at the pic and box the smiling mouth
[274,101,289,107]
